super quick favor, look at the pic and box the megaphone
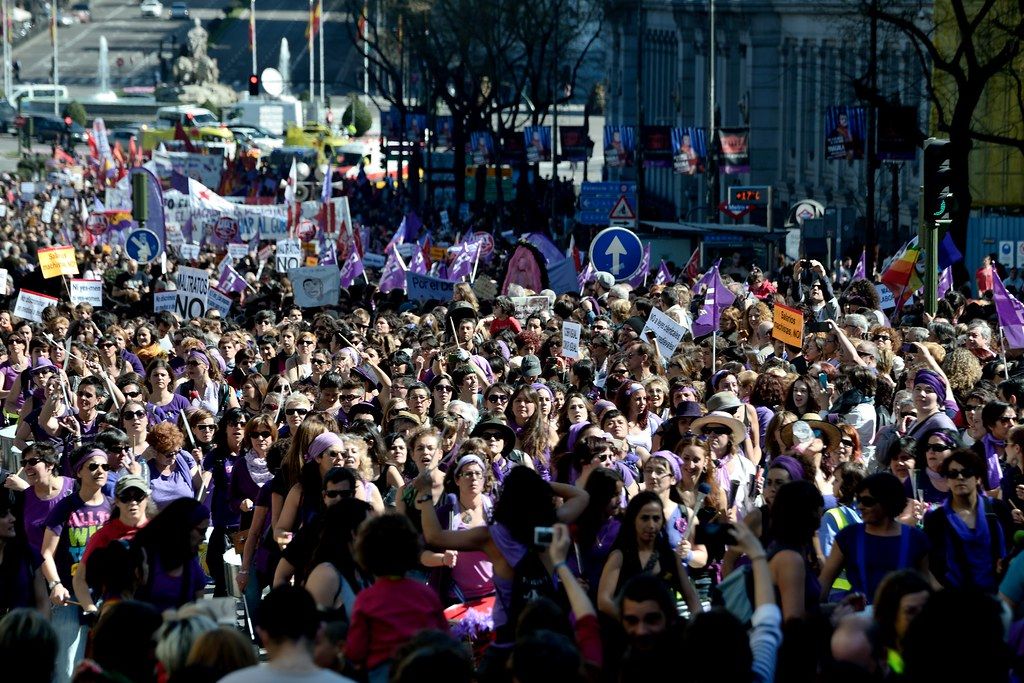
[295,183,312,202]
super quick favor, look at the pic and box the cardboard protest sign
[276,239,302,272]
[511,296,551,320]
[206,288,233,317]
[154,291,177,313]
[641,308,687,357]
[38,246,79,278]
[14,289,59,322]
[772,303,805,348]
[175,266,209,320]
[562,322,582,359]
[69,279,103,307]
[290,266,341,308]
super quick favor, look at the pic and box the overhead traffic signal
[248,73,259,96]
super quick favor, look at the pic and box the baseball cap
[520,354,542,378]
[115,474,151,497]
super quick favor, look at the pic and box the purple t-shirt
[147,393,192,426]
[147,451,196,511]
[22,476,74,554]
[0,361,24,410]
[145,556,209,612]
[45,494,113,586]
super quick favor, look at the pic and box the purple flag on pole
[654,259,672,285]
[627,244,651,288]
[852,249,866,280]
[339,247,365,288]
[937,267,952,299]
[993,270,1024,349]
[691,264,735,338]
[448,240,481,282]
[379,247,407,293]
[578,261,596,289]
[409,247,428,275]
[384,219,408,256]
[403,212,423,242]
[217,265,247,294]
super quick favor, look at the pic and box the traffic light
[923,138,952,227]
[248,73,259,97]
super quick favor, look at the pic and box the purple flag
[627,244,651,288]
[578,261,596,289]
[384,219,408,256]
[339,247,365,288]
[379,247,407,293]
[654,259,672,286]
[448,240,482,282]
[852,249,866,280]
[691,264,735,338]
[409,247,428,275]
[937,267,952,299]
[993,270,1024,349]
[217,265,247,294]
[403,212,423,242]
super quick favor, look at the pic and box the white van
[155,105,219,127]
[8,83,69,103]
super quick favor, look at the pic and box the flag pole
[470,245,481,282]
[318,0,325,118]
[250,0,257,76]
[1002,329,1011,380]
[308,0,314,110]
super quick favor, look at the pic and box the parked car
[32,116,87,144]
[140,0,163,17]
[169,2,188,19]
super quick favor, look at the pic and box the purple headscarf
[768,455,805,484]
[306,432,344,462]
[913,369,946,398]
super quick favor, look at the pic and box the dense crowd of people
[0,170,1024,682]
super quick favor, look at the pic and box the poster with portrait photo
[641,125,674,168]
[469,131,495,166]
[672,127,707,175]
[405,113,427,142]
[289,265,341,308]
[434,116,454,150]
[824,106,866,161]
[604,125,635,168]
[524,126,551,163]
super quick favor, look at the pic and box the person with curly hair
[942,347,982,404]
[145,421,202,511]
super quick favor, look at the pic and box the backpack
[494,546,563,644]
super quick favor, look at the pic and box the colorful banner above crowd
[718,128,750,175]
[824,105,867,161]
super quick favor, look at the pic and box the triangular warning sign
[609,196,636,220]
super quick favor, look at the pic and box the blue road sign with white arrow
[588,227,644,281]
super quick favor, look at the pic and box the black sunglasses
[87,462,111,473]
[286,408,309,416]
[946,467,976,480]
[20,457,44,468]
[323,489,354,499]
[122,410,146,420]
[702,426,733,436]
[117,490,147,503]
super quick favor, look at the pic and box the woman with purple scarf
[970,401,1017,496]
[906,369,958,447]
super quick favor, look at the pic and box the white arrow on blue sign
[588,227,644,281]
[125,228,162,265]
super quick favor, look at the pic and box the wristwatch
[47,579,62,592]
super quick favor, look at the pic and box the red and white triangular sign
[609,196,636,220]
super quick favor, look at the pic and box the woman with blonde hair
[339,433,385,513]
[942,347,982,403]
[452,282,480,310]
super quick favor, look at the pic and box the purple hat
[649,450,682,481]
[566,421,592,451]
[671,401,704,420]
[187,349,211,368]
[594,400,616,418]
[30,357,57,374]
[72,448,108,476]
[768,455,805,484]
[913,369,946,397]
[306,432,344,462]
[532,383,553,400]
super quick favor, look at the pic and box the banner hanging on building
[672,127,707,175]
[560,126,591,162]
[825,106,867,161]
[524,126,552,163]
[718,128,750,175]
[469,131,495,166]
[603,125,635,168]
[641,125,674,168]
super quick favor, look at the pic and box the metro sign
[727,185,771,207]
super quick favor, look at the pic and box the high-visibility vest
[826,506,858,591]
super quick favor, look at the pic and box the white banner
[153,290,177,313]
[14,289,59,323]
[179,243,200,261]
[69,279,103,307]
[289,266,341,308]
[227,243,249,260]
[206,288,233,317]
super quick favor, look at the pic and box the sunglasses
[20,457,44,468]
[323,489,354,499]
[117,490,147,503]
[946,467,976,480]
[252,431,273,439]
[840,438,855,447]
[435,385,454,392]
[871,335,890,342]
[298,339,315,346]
[702,426,733,436]
[196,423,216,431]
[857,495,878,507]
[122,410,146,420]
[87,462,112,473]
[926,443,952,452]
[124,390,142,398]
[480,431,505,441]
[341,394,362,402]
[487,394,509,403]
[286,408,309,416]
[99,341,117,348]
[312,358,329,366]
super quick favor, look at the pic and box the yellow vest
[826,506,857,591]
